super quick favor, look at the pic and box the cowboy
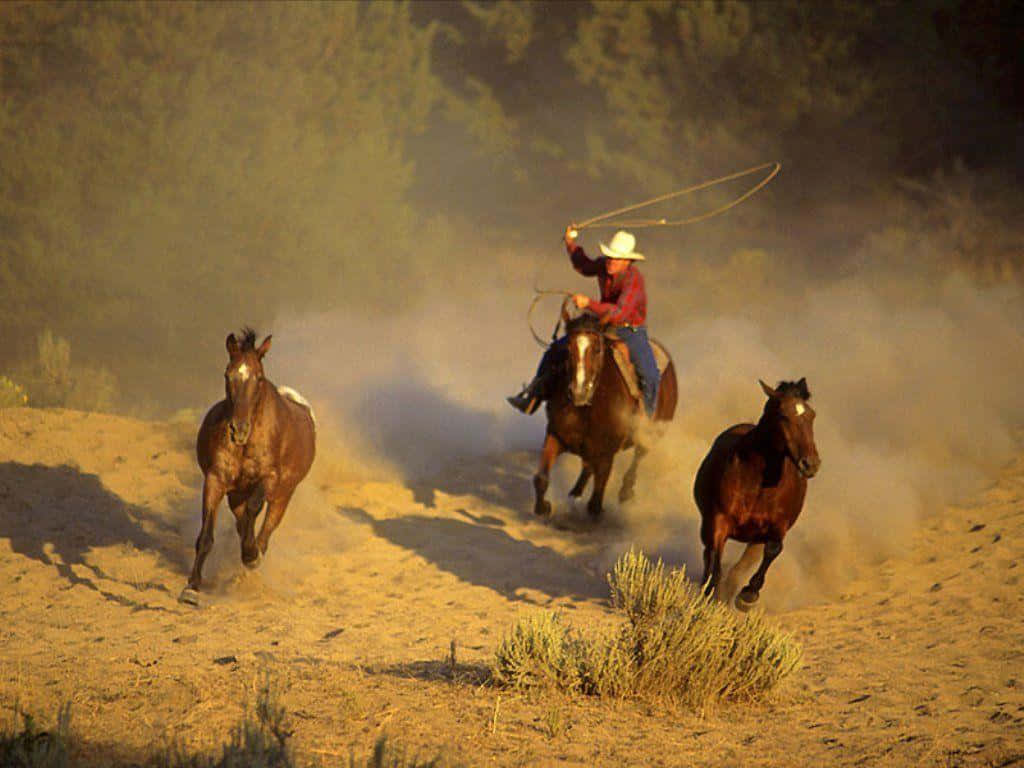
[508,225,660,416]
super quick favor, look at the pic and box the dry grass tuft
[493,549,802,708]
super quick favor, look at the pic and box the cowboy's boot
[507,375,545,414]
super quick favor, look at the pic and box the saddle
[604,331,671,404]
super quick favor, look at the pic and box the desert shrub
[492,610,581,692]
[63,364,118,413]
[13,331,118,411]
[492,549,802,709]
[0,694,457,768]
[0,703,72,768]
[0,375,30,407]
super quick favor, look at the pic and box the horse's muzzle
[229,421,251,445]
[797,456,820,478]
[570,385,595,408]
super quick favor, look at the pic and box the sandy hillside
[0,406,1021,767]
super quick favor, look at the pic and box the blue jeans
[537,325,659,416]
[615,326,659,416]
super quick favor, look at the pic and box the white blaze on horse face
[795,403,806,416]
[574,335,591,390]
[237,363,251,381]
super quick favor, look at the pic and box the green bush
[493,549,802,709]
[0,375,30,407]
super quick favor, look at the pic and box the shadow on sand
[338,506,607,604]
[0,461,178,611]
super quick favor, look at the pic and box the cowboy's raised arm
[565,224,601,277]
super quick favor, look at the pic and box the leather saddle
[604,331,671,403]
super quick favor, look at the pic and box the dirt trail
[0,407,1021,766]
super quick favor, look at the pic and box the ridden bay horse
[533,312,677,520]
[179,329,316,605]
[693,378,821,611]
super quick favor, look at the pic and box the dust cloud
[260,206,1024,609]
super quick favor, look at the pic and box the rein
[573,161,781,232]
[528,289,573,349]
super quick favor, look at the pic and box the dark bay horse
[534,313,677,520]
[179,329,316,605]
[693,378,821,611]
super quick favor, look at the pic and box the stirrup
[507,390,540,415]
[507,380,542,414]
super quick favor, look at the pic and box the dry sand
[0,406,1021,766]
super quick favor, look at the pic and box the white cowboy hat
[599,230,645,261]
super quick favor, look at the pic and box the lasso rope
[528,289,572,349]
[573,161,781,232]
[527,162,781,348]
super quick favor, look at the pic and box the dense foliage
[0,1,1019,412]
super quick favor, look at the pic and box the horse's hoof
[618,487,635,504]
[735,589,759,612]
[179,587,201,606]
[534,501,552,518]
[242,551,262,569]
[586,504,602,520]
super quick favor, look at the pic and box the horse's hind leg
[586,455,614,519]
[619,445,647,503]
[568,462,592,499]
[255,487,296,556]
[533,432,563,518]
[700,515,729,598]
[735,538,783,612]
[181,477,226,603]
[229,488,264,568]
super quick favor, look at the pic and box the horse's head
[224,328,271,446]
[759,378,821,478]
[565,314,605,407]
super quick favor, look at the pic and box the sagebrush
[1,689,455,768]
[493,549,802,708]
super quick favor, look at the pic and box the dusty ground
[0,406,1022,766]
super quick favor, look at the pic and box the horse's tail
[277,385,317,431]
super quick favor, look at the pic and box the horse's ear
[759,379,779,399]
[257,335,272,360]
[226,333,240,359]
[796,377,810,400]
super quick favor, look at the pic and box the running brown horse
[693,378,821,611]
[533,312,677,520]
[179,329,316,605]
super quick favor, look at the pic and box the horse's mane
[237,327,258,352]
[775,379,811,400]
[566,313,603,334]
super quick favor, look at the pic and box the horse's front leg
[618,445,647,503]
[228,487,264,568]
[255,486,296,556]
[533,432,563,517]
[181,476,226,604]
[735,538,783,612]
[568,462,592,499]
[586,454,614,519]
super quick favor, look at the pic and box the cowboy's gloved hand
[572,293,590,309]
[564,224,578,249]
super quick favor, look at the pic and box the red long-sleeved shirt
[568,243,647,326]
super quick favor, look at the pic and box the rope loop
[575,161,781,231]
